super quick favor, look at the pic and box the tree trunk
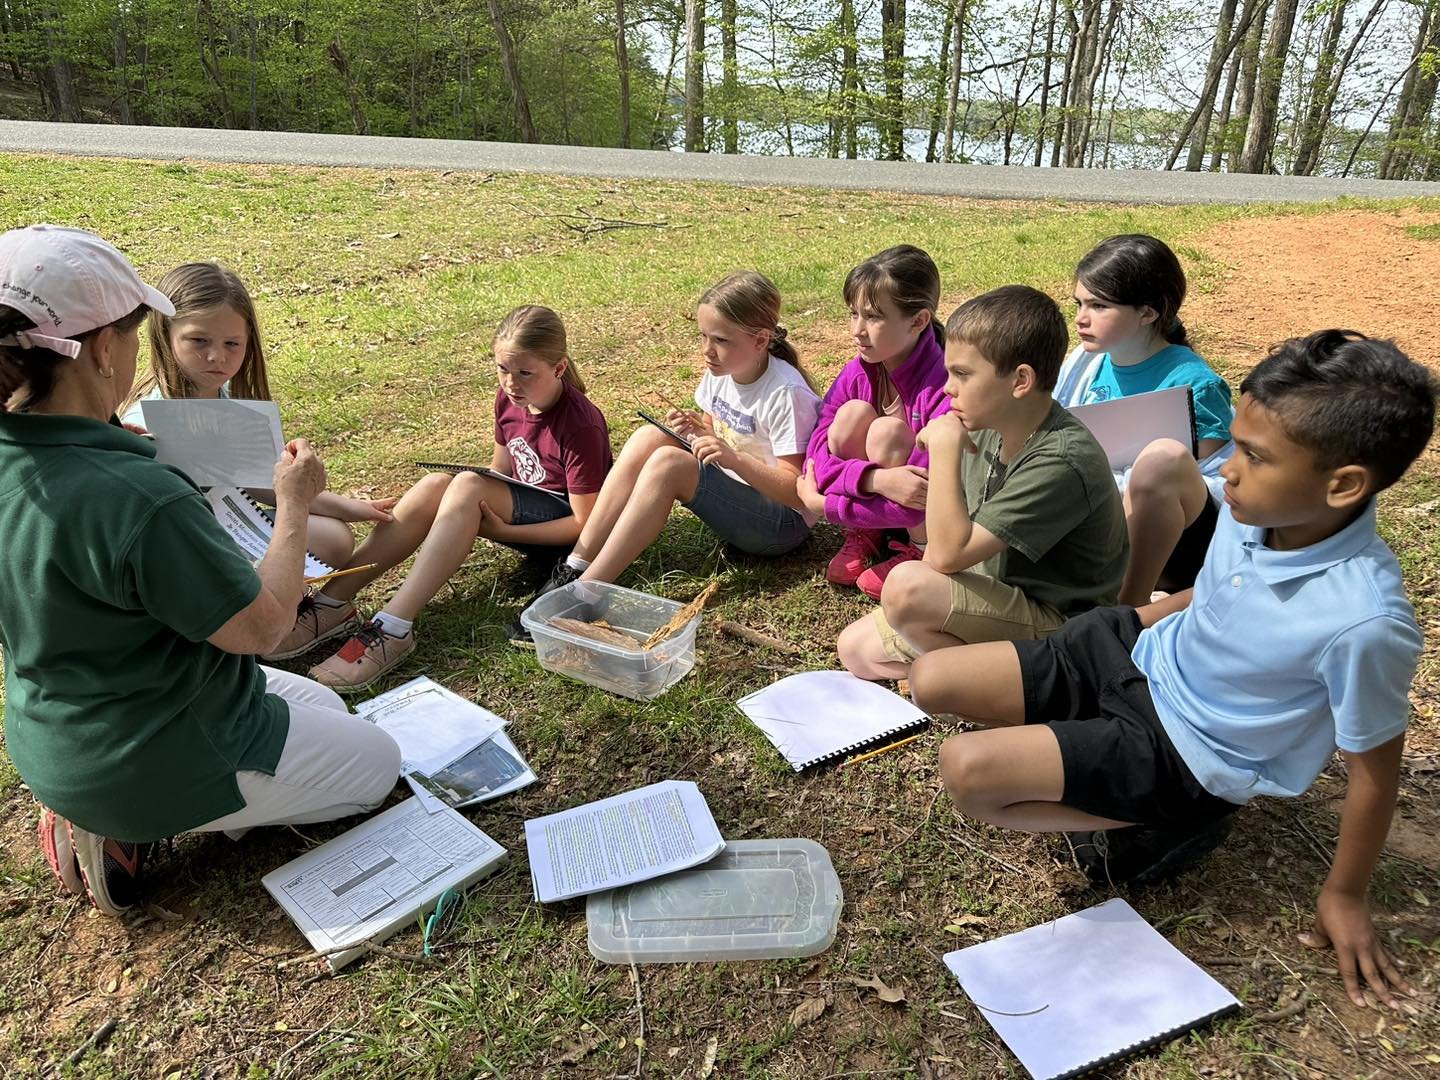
[652,10,683,148]
[1186,0,1239,170]
[1003,1,1043,165]
[840,0,858,159]
[615,0,631,148]
[247,12,258,130]
[1165,0,1266,170]
[942,0,971,162]
[1230,0,1270,167]
[1051,6,1079,166]
[926,1,956,162]
[1379,1,1439,179]
[486,0,538,143]
[195,0,235,127]
[327,35,370,135]
[720,0,738,153]
[1034,0,1058,165]
[1238,0,1299,173]
[112,10,132,124]
[1294,0,1387,176]
[880,0,907,160]
[683,0,705,152]
[1074,0,1122,167]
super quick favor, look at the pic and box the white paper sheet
[262,798,506,970]
[943,898,1239,1079]
[205,485,334,578]
[141,397,286,488]
[736,670,929,770]
[354,677,535,812]
[1067,385,1195,472]
[524,780,725,903]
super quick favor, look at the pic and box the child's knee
[643,445,698,485]
[836,615,881,676]
[865,416,915,467]
[309,516,356,565]
[908,651,949,713]
[624,423,674,458]
[880,559,934,623]
[938,735,983,809]
[1128,438,1196,499]
[829,399,878,456]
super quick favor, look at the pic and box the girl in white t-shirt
[522,271,821,609]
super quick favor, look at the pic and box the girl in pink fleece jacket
[797,245,950,599]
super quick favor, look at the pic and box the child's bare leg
[383,472,514,622]
[306,515,356,568]
[909,642,1026,725]
[939,726,1131,831]
[881,560,966,652]
[864,415,915,467]
[827,399,880,459]
[572,425,678,562]
[320,473,454,603]
[579,447,700,583]
[1120,438,1210,605]
[836,612,911,680]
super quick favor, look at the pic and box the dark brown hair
[1,305,147,412]
[842,245,944,347]
[944,285,1069,391]
[1075,234,1190,348]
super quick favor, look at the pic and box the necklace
[975,424,1041,512]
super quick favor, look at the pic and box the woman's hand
[796,460,829,521]
[273,439,327,507]
[121,421,152,438]
[690,434,738,471]
[870,464,929,509]
[1301,887,1414,1008]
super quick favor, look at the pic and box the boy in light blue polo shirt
[913,330,1434,1011]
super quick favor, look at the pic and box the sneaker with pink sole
[37,805,83,896]
[826,528,885,587]
[309,619,416,692]
[856,538,924,600]
[67,822,152,917]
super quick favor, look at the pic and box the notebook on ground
[943,898,1240,1079]
[736,670,929,771]
[1067,385,1196,469]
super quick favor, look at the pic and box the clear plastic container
[586,839,843,964]
[520,581,701,701]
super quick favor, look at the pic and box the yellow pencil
[844,732,924,768]
[304,562,379,586]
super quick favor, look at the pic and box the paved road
[5,119,1440,204]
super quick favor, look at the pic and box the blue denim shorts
[508,483,572,526]
[682,465,811,557]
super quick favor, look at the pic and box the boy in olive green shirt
[839,285,1127,680]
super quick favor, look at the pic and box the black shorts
[1015,606,1237,830]
[1159,492,1219,591]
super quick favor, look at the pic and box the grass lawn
[0,155,1437,1079]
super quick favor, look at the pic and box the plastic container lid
[586,839,843,964]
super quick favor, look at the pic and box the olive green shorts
[874,570,1066,662]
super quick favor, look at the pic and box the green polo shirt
[964,400,1129,615]
[0,412,288,841]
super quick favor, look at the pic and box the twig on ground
[950,828,1028,876]
[1254,995,1312,1024]
[630,963,645,1078]
[715,620,804,655]
[67,1017,118,1065]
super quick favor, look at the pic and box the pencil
[304,563,379,586]
[844,732,924,768]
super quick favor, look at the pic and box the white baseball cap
[0,224,175,359]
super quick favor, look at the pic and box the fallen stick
[68,1018,118,1064]
[715,619,804,656]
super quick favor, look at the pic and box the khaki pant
[193,667,401,836]
[875,570,1065,663]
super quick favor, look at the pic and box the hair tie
[0,329,81,358]
[773,324,788,341]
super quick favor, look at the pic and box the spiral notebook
[414,461,566,501]
[206,485,334,579]
[736,671,929,771]
[943,898,1240,1079]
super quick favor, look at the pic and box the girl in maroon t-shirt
[298,305,612,690]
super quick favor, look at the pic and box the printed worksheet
[262,798,506,969]
[206,486,333,578]
[524,780,725,903]
[141,397,285,488]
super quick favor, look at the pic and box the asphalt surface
[4,119,1440,204]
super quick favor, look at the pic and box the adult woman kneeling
[0,225,401,916]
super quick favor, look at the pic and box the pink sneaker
[37,805,83,895]
[826,529,885,587]
[856,539,924,600]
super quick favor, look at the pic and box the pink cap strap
[0,329,81,358]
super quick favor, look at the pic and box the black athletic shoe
[536,560,582,600]
[1068,815,1234,889]
[505,611,536,649]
